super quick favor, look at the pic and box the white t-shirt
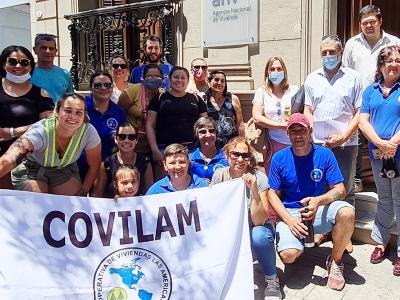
[304,66,364,146]
[343,31,400,85]
[252,85,299,144]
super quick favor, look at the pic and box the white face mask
[5,71,31,84]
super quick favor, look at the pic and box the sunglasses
[198,128,217,135]
[6,58,31,67]
[229,151,251,161]
[93,82,113,89]
[117,134,137,141]
[112,63,128,69]
[193,65,208,70]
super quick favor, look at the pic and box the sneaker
[393,257,400,276]
[264,276,282,299]
[354,178,363,193]
[326,255,345,291]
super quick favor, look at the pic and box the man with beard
[130,35,173,90]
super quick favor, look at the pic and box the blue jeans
[250,221,276,277]
[371,159,400,256]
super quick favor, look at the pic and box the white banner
[0,180,253,300]
[202,0,258,47]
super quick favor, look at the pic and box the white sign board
[0,180,254,300]
[202,0,258,47]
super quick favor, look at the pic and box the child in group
[113,165,140,200]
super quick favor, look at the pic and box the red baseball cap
[287,113,310,128]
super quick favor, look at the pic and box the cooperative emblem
[106,118,118,129]
[310,168,323,182]
[94,247,172,300]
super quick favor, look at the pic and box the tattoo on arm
[4,137,34,166]
[327,189,342,201]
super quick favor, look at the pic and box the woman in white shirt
[252,56,299,175]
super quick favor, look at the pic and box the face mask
[143,77,162,90]
[5,71,31,84]
[322,54,340,70]
[194,70,207,81]
[268,71,284,85]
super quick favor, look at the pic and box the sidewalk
[254,241,400,300]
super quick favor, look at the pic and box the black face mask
[380,159,399,179]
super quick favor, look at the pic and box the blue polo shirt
[268,144,344,209]
[189,148,229,181]
[84,95,126,158]
[360,82,400,159]
[146,174,208,195]
[130,63,173,90]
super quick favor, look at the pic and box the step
[225,76,254,90]
[208,65,251,76]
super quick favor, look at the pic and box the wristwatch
[9,127,16,138]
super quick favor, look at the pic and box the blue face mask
[268,71,285,85]
[143,77,162,90]
[322,54,340,70]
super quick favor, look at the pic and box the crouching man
[268,113,355,291]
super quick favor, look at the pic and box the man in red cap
[268,113,355,291]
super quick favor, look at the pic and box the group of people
[0,3,400,300]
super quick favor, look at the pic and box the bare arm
[303,105,314,128]
[242,173,268,225]
[232,94,245,137]
[81,144,102,195]
[91,162,107,197]
[0,137,33,178]
[252,103,286,130]
[145,110,163,162]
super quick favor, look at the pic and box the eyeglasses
[198,128,217,135]
[361,20,378,27]
[116,134,137,141]
[229,151,251,161]
[193,65,208,70]
[384,59,400,65]
[93,82,113,89]
[6,58,31,67]
[112,63,128,69]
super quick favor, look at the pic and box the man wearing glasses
[187,57,209,97]
[130,35,173,91]
[268,113,355,291]
[31,33,74,103]
[343,5,400,193]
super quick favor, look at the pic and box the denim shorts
[11,160,81,190]
[275,201,354,252]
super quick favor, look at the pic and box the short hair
[34,33,57,48]
[263,56,289,93]
[0,45,35,77]
[169,66,189,80]
[89,71,113,88]
[321,35,343,51]
[55,92,89,123]
[143,34,163,49]
[163,143,189,161]
[194,116,218,139]
[223,136,257,171]
[374,45,400,83]
[359,5,382,22]
[208,70,228,96]
[190,57,207,68]
[143,63,163,77]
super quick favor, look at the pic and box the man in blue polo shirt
[146,144,208,195]
[130,35,172,91]
[268,113,355,291]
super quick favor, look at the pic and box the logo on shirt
[310,168,323,182]
[106,118,118,129]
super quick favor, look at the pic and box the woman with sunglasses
[203,70,244,148]
[187,58,209,97]
[109,55,132,103]
[189,117,228,183]
[252,57,299,175]
[0,93,101,196]
[78,71,126,181]
[96,124,147,197]
[0,45,54,188]
[211,136,281,299]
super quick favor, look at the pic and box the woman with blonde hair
[252,56,299,175]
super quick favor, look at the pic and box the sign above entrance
[202,0,258,47]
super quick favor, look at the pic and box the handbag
[291,85,305,114]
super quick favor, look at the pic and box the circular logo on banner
[106,118,118,129]
[93,247,172,300]
[310,168,323,182]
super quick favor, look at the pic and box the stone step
[208,64,251,76]
[225,76,254,90]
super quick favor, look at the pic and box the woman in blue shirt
[359,45,400,276]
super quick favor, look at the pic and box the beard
[146,53,162,63]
